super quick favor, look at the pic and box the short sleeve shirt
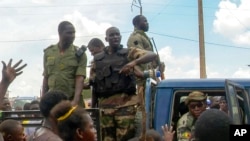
[43,44,87,98]
[127,29,153,51]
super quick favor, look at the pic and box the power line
[222,2,250,31]
[1,30,249,50]
[0,31,131,43]
[0,3,130,8]
[149,31,250,50]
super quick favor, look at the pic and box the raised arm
[0,59,27,101]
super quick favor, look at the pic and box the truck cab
[145,78,250,140]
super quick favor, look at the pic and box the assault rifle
[151,38,165,80]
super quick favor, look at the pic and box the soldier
[87,38,105,108]
[42,21,87,106]
[92,26,157,141]
[127,15,153,51]
[176,91,207,141]
[127,15,164,139]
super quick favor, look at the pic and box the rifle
[151,38,165,80]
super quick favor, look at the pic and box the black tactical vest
[93,47,136,97]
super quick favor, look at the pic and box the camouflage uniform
[127,28,159,137]
[127,29,153,51]
[92,46,148,141]
[177,91,207,141]
[176,112,195,141]
[43,44,87,106]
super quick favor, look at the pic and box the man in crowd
[194,109,231,141]
[92,26,157,141]
[177,91,207,141]
[42,21,87,106]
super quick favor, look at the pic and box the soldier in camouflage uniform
[177,91,207,141]
[42,21,87,106]
[127,15,162,138]
[92,26,157,141]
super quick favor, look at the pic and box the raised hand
[162,124,175,141]
[1,59,27,84]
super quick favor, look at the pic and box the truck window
[234,88,250,124]
[170,90,226,141]
[226,84,241,124]
[224,79,250,125]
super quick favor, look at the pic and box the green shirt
[43,44,87,98]
[127,29,156,85]
[127,29,153,52]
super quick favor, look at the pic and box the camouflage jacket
[176,112,196,141]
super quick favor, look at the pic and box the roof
[157,78,250,88]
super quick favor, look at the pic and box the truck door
[225,79,250,124]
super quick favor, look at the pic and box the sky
[0,0,250,97]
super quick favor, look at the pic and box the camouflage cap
[185,91,207,105]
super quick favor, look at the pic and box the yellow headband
[57,106,77,121]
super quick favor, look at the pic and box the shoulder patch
[181,131,191,139]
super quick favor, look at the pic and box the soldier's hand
[1,59,27,84]
[119,61,136,75]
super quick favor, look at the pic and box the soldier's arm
[119,47,157,74]
[72,75,85,106]
[72,53,87,106]
[42,52,49,97]
[90,62,98,108]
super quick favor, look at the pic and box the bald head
[105,27,121,48]
[106,27,119,36]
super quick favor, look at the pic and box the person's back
[194,109,231,141]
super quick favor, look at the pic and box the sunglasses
[189,102,204,109]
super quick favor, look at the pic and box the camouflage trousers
[99,94,137,141]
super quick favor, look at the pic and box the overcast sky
[0,0,250,97]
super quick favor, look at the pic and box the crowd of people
[0,14,232,141]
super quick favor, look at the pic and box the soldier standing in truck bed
[42,21,87,106]
[92,26,157,141]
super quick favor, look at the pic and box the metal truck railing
[0,108,101,141]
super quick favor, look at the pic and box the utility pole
[131,0,142,15]
[198,0,207,78]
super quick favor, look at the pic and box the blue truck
[144,78,250,140]
[2,78,250,141]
